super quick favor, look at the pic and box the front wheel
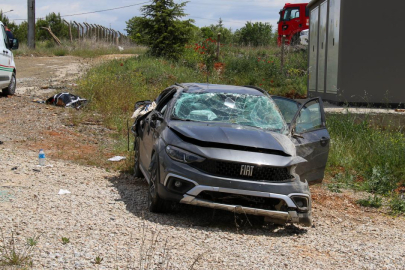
[3,72,16,95]
[148,152,167,213]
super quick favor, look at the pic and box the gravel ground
[0,56,404,269]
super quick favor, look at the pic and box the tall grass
[327,113,405,212]
[14,40,147,58]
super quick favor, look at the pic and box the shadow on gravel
[107,173,308,236]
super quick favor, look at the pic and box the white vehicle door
[0,24,12,88]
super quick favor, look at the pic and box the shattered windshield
[172,92,287,133]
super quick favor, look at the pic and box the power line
[11,1,150,21]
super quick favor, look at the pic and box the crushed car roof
[182,83,266,96]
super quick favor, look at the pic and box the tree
[36,13,70,41]
[126,0,194,59]
[235,22,273,46]
[125,17,150,45]
[199,18,234,44]
[13,22,28,42]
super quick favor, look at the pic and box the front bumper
[159,151,312,226]
[180,184,311,225]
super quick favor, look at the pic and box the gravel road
[0,56,404,269]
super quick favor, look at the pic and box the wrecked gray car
[131,83,330,226]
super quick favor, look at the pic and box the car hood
[168,121,295,156]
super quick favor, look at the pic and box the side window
[272,97,300,124]
[295,100,323,133]
[291,8,300,19]
[284,8,300,20]
[1,26,8,48]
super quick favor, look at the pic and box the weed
[61,237,70,245]
[0,231,37,267]
[94,255,103,265]
[327,183,343,193]
[389,195,405,214]
[356,195,382,208]
[27,236,39,247]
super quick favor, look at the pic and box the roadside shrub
[389,195,405,214]
[327,114,405,192]
[356,195,382,208]
[53,48,67,56]
[327,113,405,213]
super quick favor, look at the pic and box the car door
[273,96,330,184]
[0,24,11,88]
[139,89,176,175]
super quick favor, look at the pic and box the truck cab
[278,3,309,46]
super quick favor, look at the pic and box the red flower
[259,84,263,86]
[270,80,274,83]
[120,63,123,66]
[262,79,265,81]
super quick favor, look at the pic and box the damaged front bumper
[172,179,312,226]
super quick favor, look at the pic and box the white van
[0,21,18,95]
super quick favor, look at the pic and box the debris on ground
[108,156,126,162]
[46,93,87,109]
[58,189,71,195]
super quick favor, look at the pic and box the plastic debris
[46,93,87,109]
[58,189,71,195]
[108,156,126,162]
[131,101,156,119]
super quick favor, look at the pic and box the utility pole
[27,0,35,48]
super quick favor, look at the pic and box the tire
[133,136,142,177]
[148,152,167,213]
[3,72,16,95]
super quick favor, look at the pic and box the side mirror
[150,112,164,129]
[151,112,164,122]
[11,39,19,50]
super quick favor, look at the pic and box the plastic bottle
[39,149,45,166]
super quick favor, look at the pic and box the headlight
[166,145,205,163]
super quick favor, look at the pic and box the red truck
[277,3,309,46]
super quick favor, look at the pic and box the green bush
[327,113,405,196]
[389,195,405,214]
[356,195,382,208]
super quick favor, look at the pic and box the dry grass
[14,40,147,58]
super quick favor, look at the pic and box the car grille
[190,159,293,182]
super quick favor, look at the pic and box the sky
[3,0,308,34]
